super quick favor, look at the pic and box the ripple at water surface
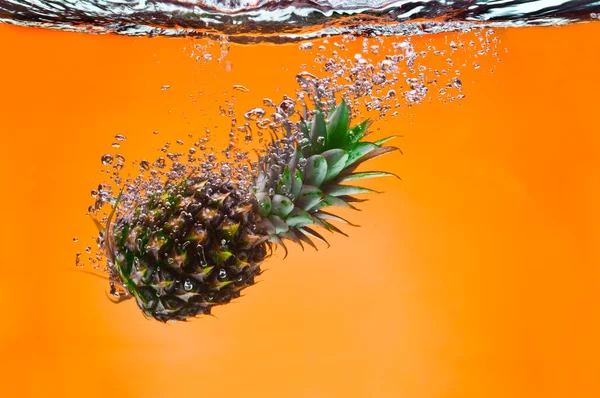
[1,0,599,41]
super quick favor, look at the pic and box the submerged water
[1,0,599,41]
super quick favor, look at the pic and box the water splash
[1,1,599,42]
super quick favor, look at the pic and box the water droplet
[278,99,295,116]
[115,134,127,141]
[218,268,227,279]
[112,142,120,148]
[153,130,159,135]
[161,85,171,91]
[116,154,126,163]
[101,154,113,165]
[73,237,78,243]
[296,71,318,85]
[184,279,194,291]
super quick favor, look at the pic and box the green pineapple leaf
[337,171,400,183]
[321,149,349,183]
[314,210,360,227]
[300,120,310,140]
[275,165,292,195]
[374,135,399,146]
[299,226,330,248]
[309,110,327,153]
[123,250,135,276]
[293,229,318,251]
[271,194,294,218]
[309,194,354,212]
[347,119,370,147]
[345,142,379,167]
[321,220,349,237]
[285,207,313,227]
[346,144,399,168]
[291,169,303,201]
[300,121,312,157]
[268,214,290,234]
[325,99,350,150]
[296,185,323,211]
[323,184,378,197]
[256,193,272,217]
[278,230,303,247]
[304,155,327,187]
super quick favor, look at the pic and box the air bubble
[299,42,314,51]
[452,77,462,90]
[101,154,113,165]
[244,108,266,121]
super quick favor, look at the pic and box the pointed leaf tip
[374,135,400,147]
[337,171,401,183]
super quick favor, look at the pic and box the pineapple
[103,100,399,322]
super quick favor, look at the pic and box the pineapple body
[110,177,268,322]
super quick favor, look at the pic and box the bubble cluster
[77,28,501,276]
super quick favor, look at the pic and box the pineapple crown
[252,99,400,254]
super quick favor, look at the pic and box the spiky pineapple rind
[110,177,269,322]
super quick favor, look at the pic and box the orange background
[1,21,599,398]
